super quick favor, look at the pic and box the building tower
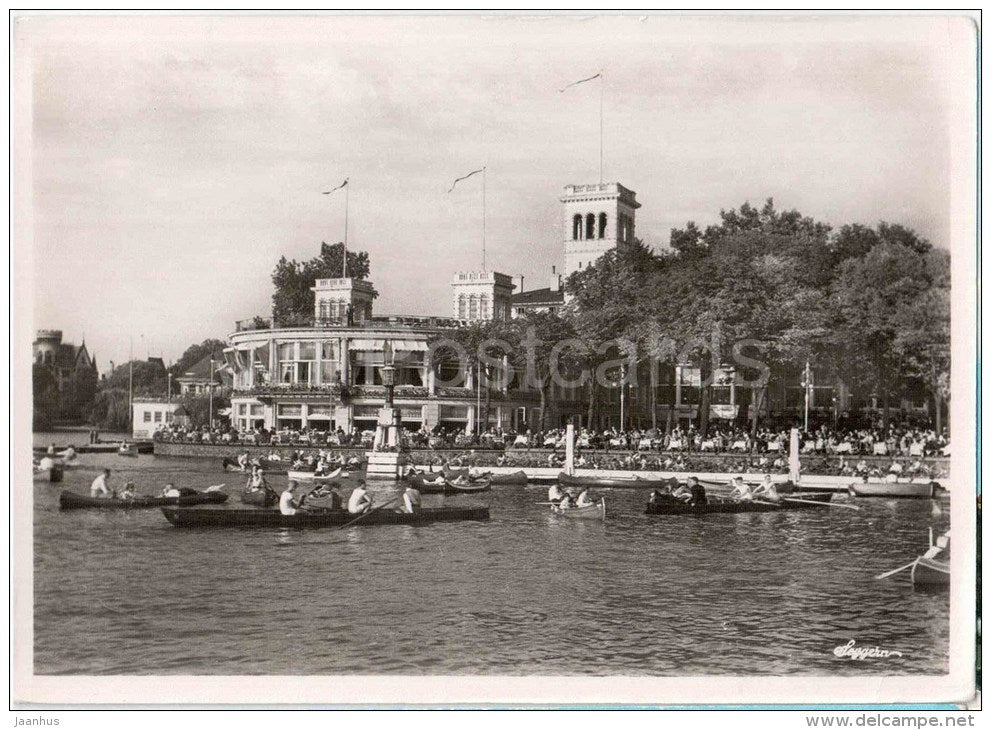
[311,278,377,324]
[451,271,515,322]
[561,182,641,280]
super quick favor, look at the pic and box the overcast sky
[21,14,965,368]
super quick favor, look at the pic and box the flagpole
[599,72,604,184]
[343,182,349,279]
[482,167,487,271]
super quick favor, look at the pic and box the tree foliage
[271,242,373,325]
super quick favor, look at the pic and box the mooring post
[566,422,575,476]
[789,427,800,484]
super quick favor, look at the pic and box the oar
[339,497,401,529]
[781,497,861,511]
[875,561,917,580]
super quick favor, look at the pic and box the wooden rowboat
[60,490,229,511]
[443,478,492,495]
[848,481,941,499]
[286,469,343,483]
[558,472,676,490]
[551,498,606,520]
[240,488,278,507]
[489,470,528,485]
[911,556,950,586]
[33,465,64,483]
[161,505,490,529]
[118,444,138,457]
[645,491,833,516]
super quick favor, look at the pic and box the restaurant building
[225,277,540,435]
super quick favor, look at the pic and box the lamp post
[167,372,172,404]
[801,360,812,432]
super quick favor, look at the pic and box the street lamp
[167,372,172,403]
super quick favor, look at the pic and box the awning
[349,338,386,351]
[306,413,333,420]
[392,340,428,351]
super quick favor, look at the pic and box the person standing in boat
[279,481,299,516]
[347,480,373,514]
[402,483,422,514]
[90,468,111,498]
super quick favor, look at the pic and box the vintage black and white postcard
[10,12,979,708]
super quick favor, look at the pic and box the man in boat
[752,474,781,503]
[402,483,422,514]
[62,445,77,461]
[237,451,250,471]
[90,468,111,498]
[347,479,373,514]
[547,483,566,503]
[160,482,182,498]
[38,454,56,471]
[729,476,754,501]
[557,491,576,509]
[576,487,595,508]
[685,476,707,506]
[120,482,137,500]
[279,481,300,516]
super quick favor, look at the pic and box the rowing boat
[644,491,833,515]
[160,505,490,529]
[551,498,606,520]
[489,470,528,485]
[33,465,64,483]
[848,481,942,499]
[59,490,229,511]
[911,556,950,586]
[443,478,492,495]
[286,469,343,483]
[558,472,676,490]
[240,488,278,507]
[118,444,138,457]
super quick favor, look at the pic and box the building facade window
[586,213,595,239]
[572,214,583,240]
[599,212,607,238]
[458,295,467,319]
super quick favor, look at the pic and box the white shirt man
[38,456,55,471]
[279,484,298,516]
[576,489,594,507]
[90,470,111,497]
[548,484,565,502]
[347,483,372,514]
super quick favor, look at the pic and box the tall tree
[271,242,373,325]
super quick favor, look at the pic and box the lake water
[33,446,950,675]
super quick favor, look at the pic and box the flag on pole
[447,167,485,193]
[559,72,601,93]
[322,179,348,194]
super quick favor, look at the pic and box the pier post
[789,427,800,484]
[565,422,575,476]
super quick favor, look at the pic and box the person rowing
[547,483,566,503]
[557,491,576,509]
[752,474,781,503]
[120,482,137,501]
[347,479,373,514]
[160,482,181,498]
[237,451,250,471]
[279,481,300,516]
[402,483,422,514]
[575,487,595,507]
[729,476,754,502]
[90,468,111,498]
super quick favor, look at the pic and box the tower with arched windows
[451,271,515,322]
[561,182,640,280]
